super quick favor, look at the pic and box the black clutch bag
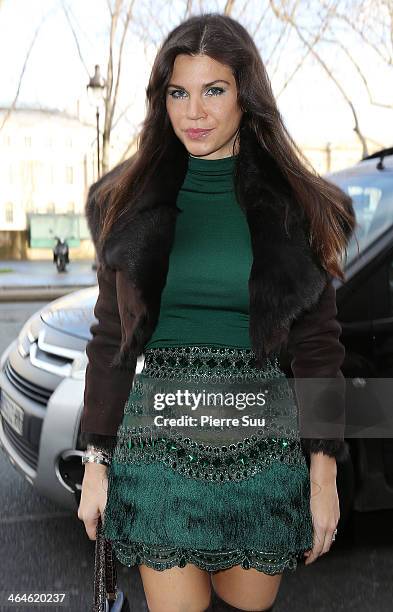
[93,514,130,611]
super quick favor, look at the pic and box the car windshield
[328,170,393,266]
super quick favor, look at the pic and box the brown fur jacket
[80,123,354,462]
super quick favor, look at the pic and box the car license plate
[0,391,24,436]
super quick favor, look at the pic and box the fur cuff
[301,438,350,462]
[79,431,117,455]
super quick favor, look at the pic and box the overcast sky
[1,0,392,151]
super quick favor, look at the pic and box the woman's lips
[185,128,214,140]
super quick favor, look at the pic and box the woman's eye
[206,87,224,96]
[168,89,187,99]
[168,87,225,99]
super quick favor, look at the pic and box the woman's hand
[77,462,109,541]
[304,453,340,566]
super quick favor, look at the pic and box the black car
[327,147,393,514]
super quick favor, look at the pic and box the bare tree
[184,0,193,17]
[224,0,236,14]
[62,0,138,174]
[101,0,136,173]
[61,0,390,172]
[0,16,47,131]
[319,0,393,111]
[269,0,371,157]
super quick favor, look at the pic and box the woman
[78,13,356,612]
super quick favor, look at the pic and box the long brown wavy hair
[94,12,356,281]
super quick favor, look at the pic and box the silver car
[0,286,144,510]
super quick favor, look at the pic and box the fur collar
[86,122,330,366]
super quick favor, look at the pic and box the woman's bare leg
[211,566,283,611]
[139,563,212,612]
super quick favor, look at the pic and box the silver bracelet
[86,443,112,455]
[82,454,110,466]
[82,444,112,466]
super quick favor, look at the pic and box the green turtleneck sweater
[144,153,253,350]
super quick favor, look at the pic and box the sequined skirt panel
[102,346,314,574]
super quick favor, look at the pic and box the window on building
[5,203,14,223]
[20,160,35,184]
[25,136,32,147]
[67,202,75,214]
[47,202,55,213]
[66,166,74,184]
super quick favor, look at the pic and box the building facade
[0,107,97,259]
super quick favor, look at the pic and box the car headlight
[70,351,88,380]
[17,317,37,357]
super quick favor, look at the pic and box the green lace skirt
[102,346,314,575]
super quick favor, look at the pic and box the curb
[0,285,95,303]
